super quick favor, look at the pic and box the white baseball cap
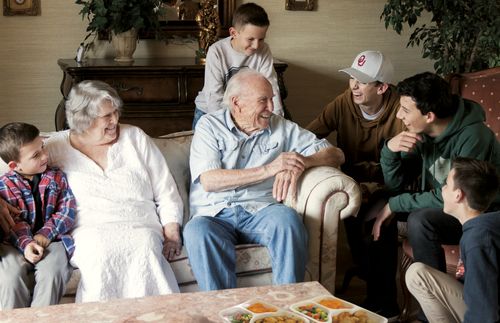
[339,50,394,84]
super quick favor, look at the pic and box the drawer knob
[111,81,144,96]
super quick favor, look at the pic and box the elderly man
[183,68,344,291]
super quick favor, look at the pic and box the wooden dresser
[56,58,288,137]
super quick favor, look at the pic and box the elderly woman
[46,80,183,302]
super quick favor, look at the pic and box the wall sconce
[285,0,315,11]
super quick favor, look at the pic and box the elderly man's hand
[163,222,182,261]
[387,131,422,153]
[0,198,19,235]
[266,152,305,177]
[273,170,300,203]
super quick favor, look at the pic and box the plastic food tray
[219,295,388,323]
[290,295,388,323]
[251,310,309,323]
[219,298,283,323]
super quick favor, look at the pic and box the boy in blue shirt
[406,157,500,322]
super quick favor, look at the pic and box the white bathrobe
[46,124,183,302]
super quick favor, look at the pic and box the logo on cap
[339,50,394,84]
[357,55,366,67]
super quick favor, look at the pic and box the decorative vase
[111,28,138,62]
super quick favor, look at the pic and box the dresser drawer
[98,76,180,103]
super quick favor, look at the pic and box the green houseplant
[76,0,167,61]
[381,0,500,75]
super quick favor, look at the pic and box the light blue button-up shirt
[189,109,332,218]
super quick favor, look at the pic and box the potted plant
[381,0,499,75]
[76,0,167,62]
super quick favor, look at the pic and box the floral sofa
[0,130,361,300]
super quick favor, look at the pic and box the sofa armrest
[285,166,361,293]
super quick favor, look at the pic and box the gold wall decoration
[177,0,199,21]
[157,0,234,38]
[196,0,220,57]
[285,0,314,11]
[3,0,41,16]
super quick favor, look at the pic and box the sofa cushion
[153,130,193,226]
[0,161,7,174]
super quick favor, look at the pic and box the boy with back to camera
[406,157,500,322]
[0,122,76,309]
[192,2,284,127]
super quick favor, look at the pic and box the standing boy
[0,122,75,309]
[406,157,500,322]
[192,2,283,127]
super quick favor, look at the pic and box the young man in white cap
[306,50,404,318]
[307,50,402,179]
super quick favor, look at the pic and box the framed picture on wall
[3,0,41,16]
[285,0,314,11]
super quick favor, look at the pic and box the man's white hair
[222,68,270,109]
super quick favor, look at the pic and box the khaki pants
[406,262,465,323]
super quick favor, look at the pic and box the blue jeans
[183,204,308,291]
[192,107,206,130]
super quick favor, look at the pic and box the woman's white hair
[65,80,123,134]
[222,68,267,109]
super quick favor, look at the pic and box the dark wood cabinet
[56,58,288,137]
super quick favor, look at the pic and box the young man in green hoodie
[373,72,500,319]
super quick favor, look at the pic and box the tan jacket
[307,86,404,183]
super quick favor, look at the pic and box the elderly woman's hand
[163,222,182,261]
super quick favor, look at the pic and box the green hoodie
[381,96,500,213]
